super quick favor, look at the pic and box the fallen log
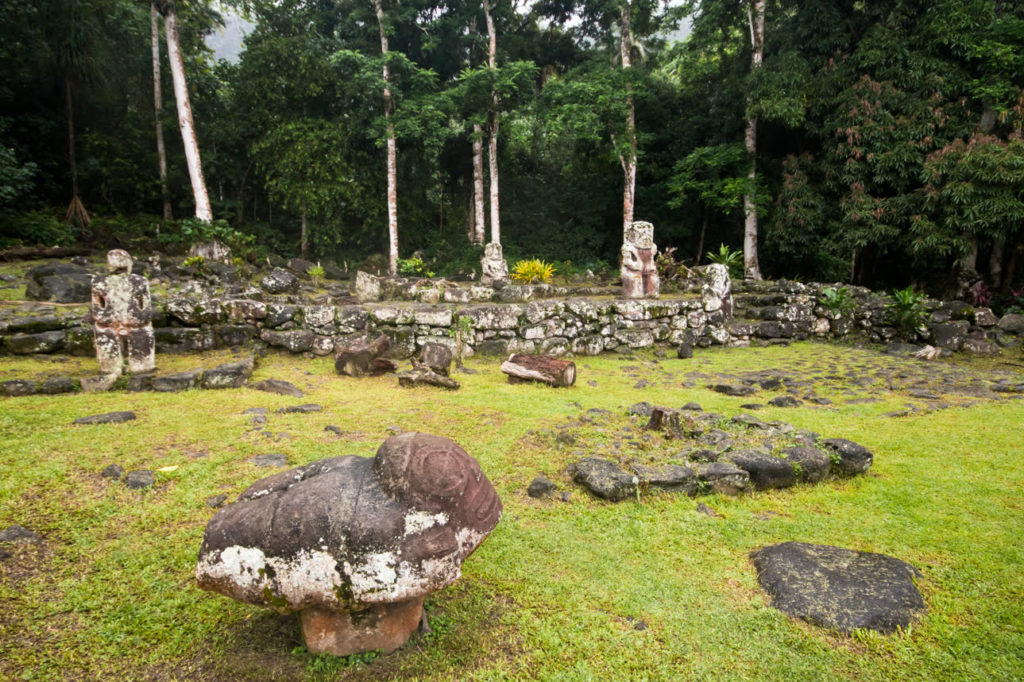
[500,353,576,387]
[334,335,397,377]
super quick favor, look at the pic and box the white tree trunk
[151,4,172,221]
[164,2,212,222]
[620,3,637,237]
[472,125,486,245]
[374,0,399,275]
[483,0,500,245]
[743,0,764,280]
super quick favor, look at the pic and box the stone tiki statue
[621,221,660,298]
[480,242,509,286]
[91,249,155,376]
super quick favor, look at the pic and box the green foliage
[0,137,36,213]
[819,286,857,317]
[159,218,256,257]
[510,259,556,284]
[0,209,76,247]
[182,255,205,269]
[886,286,930,340]
[397,256,434,278]
[705,244,744,279]
[306,263,325,279]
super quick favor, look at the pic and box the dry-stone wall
[2,269,1023,360]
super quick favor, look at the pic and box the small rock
[768,395,802,407]
[696,462,750,496]
[251,454,287,467]
[740,403,765,411]
[324,425,343,435]
[695,502,721,518]
[124,470,156,490]
[680,402,702,411]
[527,476,558,499]
[100,463,124,480]
[243,407,267,415]
[248,379,305,397]
[0,524,40,543]
[633,380,650,389]
[74,411,137,425]
[570,458,638,502]
[710,383,757,397]
[628,401,654,417]
[677,343,693,359]
[277,403,323,414]
[206,494,227,508]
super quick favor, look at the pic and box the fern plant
[510,259,556,284]
[887,286,929,340]
[819,286,856,317]
[705,244,743,279]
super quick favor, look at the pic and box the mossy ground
[1,342,1022,680]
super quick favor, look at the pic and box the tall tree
[151,2,172,220]
[618,1,637,235]
[373,0,399,275]
[159,0,212,222]
[482,0,501,245]
[741,0,764,279]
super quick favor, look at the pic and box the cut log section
[334,335,398,377]
[500,354,576,387]
[644,406,690,439]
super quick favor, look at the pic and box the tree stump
[397,363,461,390]
[334,335,397,377]
[644,406,689,439]
[500,354,576,387]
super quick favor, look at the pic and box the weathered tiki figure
[91,249,155,375]
[621,221,660,298]
[480,242,509,285]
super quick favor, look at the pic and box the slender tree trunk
[300,205,308,257]
[152,4,172,221]
[374,0,399,275]
[743,0,764,280]
[1001,240,1018,293]
[163,1,212,222]
[235,158,253,227]
[695,213,708,265]
[466,190,475,243]
[483,0,500,245]
[962,236,979,272]
[620,3,637,236]
[472,126,486,245]
[66,77,78,201]
[989,238,1005,288]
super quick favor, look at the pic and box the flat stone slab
[751,541,926,634]
[251,454,288,467]
[73,411,136,425]
[277,403,323,414]
[248,378,305,397]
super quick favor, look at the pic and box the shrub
[0,209,77,248]
[510,259,556,284]
[887,286,929,340]
[706,243,743,279]
[158,218,256,258]
[397,256,434,278]
[819,286,857,317]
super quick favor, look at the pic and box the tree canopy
[0,0,1021,293]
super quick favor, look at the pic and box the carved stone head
[106,249,133,275]
[626,222,654,250]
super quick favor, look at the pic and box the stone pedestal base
[299,597,424,656]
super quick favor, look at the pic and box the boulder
[196,432,501,656]
[696,462,750,495]
[750,541,926,634]
[570,458,638,502]
[997,313,1024,335]
[777,446,830,484]
[822,438,873,476]
[6,331,65,354]
[724,450,796,490]
[260,329,316,353]
[201,359,254,389]
[418,343,453,376]
[24,262,92,303]
[630,464,697,494]
[152,370,202,392]
[260,268,300,294]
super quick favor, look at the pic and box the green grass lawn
[1,343,1022,680]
